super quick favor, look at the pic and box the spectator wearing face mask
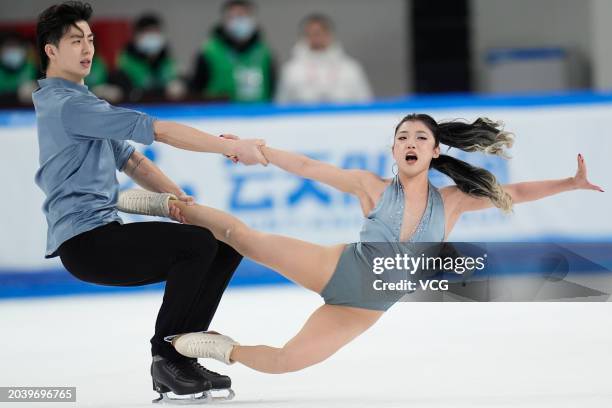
[190,0,275,103]
[115,13,186,102]
[276,14,372,105]
[0,32,38,106]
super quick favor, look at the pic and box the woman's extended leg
[172,201,344,293]
[167,201,383,374]
[232,305,382,374]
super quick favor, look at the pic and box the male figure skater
[34,1,267,402]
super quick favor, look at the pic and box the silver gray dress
[321,176,446,310]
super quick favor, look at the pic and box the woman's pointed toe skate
[172,332,239,365]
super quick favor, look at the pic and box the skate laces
[130,196,145,213]
[166,359,187,377]
[119,192,150,214]
[191,337,226,359]
[131,194,155,214]
[189,360,222,378]
[187,337,210,357]
[167,358,211,381]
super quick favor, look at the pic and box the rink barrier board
[2,91,612,299]
[5,90,612,126]
[2,238,612,299]
[0,259,292,299]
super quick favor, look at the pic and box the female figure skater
[119,114,603,374]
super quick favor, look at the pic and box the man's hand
[168,192,194,224]
[220,134,239,163]
[224,135,268,166]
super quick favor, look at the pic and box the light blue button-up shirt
[33,77,155,257]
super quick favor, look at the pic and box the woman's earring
[392,163,398,176]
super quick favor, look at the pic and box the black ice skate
[188,359,235,401]
[151,355,213,404]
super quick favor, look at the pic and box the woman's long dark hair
[395,114,515,212]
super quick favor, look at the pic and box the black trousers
[58,221,242,361]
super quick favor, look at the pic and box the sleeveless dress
[320,176,446,310]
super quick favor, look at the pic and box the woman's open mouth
[405,153,418,164]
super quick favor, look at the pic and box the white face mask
[136,33,166,56]
[1,47,26,69]
[225,16,256,41]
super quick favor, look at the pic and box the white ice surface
[1,286,611,408]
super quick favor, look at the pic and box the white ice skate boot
[170,332,239,365]
[117,189,177,217]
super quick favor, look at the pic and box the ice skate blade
[152,390,212,404]
[210,388,235,402]
[163,334,179,343]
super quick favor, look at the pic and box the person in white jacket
[276,14,373,104]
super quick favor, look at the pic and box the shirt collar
[38,77,89,94]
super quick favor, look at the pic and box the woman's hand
[572,153,604,192]
[222,134,268,166]
[169,192,194,224]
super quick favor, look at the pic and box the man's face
[46,20,94,81]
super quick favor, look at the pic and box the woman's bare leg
[172,201,344,293]
[230,305,383,374]
[169,202,382,373]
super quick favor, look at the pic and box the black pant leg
[182,241,243,332]
[58,221,241,361]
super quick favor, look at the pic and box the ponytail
[431,154,513,212]
[437,117,514,159]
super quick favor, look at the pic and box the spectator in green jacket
[84,54,108,88]
[85,55,123,103]
[0,32,38,105]
[190,0,275,103]
[115,13,185,102]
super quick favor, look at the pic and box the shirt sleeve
[61,92,155,145]
[109,139,136,171]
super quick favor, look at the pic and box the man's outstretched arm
[153,121,268,166]
[61,94,267,166]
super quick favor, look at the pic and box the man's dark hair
[133,13,163,33]
[221,0,255,14]
[36,1,93,72]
